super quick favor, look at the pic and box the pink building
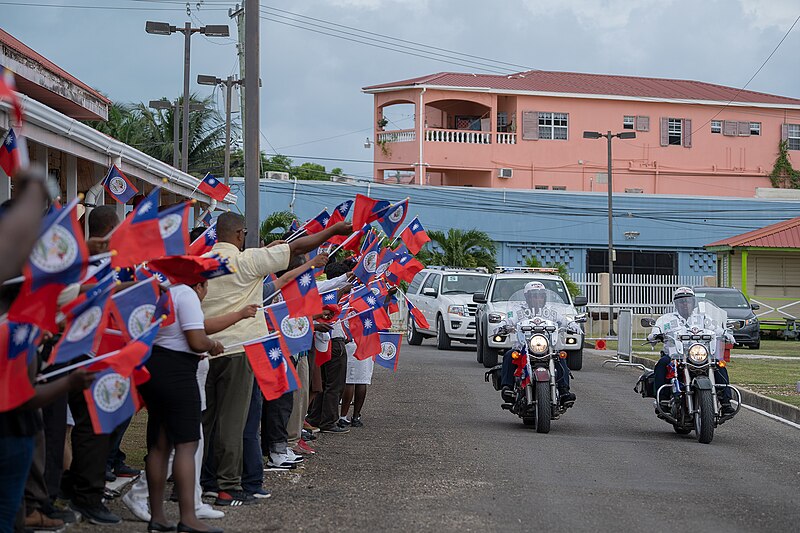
[363,71,800,196]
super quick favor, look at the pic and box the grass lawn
[731,339,800,358]
[124,412,149,469]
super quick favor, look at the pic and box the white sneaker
[121,491,151,522]
[267,452,296,470]
[196,503,224,520]
[284,448,304,464]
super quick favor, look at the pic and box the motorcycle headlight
[448,305,466,317]
[529,334,549,355]
[687,344,709,364]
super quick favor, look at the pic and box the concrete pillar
[65,154,78,201]
[703,276,716,287]
[32,142,48,177]
[598,272,610,305]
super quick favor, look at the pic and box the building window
[711,120,721,134]
[749,122,760,136]
[497,112,508,132]
[552,185,566,191]
[587,249,677,276]
[789,124,800,150]
[667,118,682,145]
[534,185,549,190]
[623,116,635,130]
[538,112,568,140]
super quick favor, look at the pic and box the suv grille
[467,303,478,317]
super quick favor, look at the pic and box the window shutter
[521,111,539,140]
[723,120,737,136]
[683,118,692,148]
[781,124,789,141]
[659,117,669,146]
[635,115,650,132]
[737,121,750,137]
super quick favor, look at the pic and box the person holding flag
[200,213,351,507]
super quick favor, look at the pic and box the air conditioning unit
[264,171,290,181]
[498,168,513,179]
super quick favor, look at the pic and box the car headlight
[687,344,709,364]
[448,305,466,317]
[529,335,549,355]
[488,313,503,323]
[743,318,758,326]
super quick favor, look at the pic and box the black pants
[500,349,569,389]
[41,393,67,502]
[653,354,732,401]
[260,392,293,456]
[63,391,110,508]
[106,417,131,473]
[306,338,346,430]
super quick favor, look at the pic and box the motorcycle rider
[649,287,735,416]
[497,282,577,405]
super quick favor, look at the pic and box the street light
[198,74,243,185]
[145,20,230,173]
[150,98,204,169]
[582,129,636,336]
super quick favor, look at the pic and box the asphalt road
[94,342,800,533]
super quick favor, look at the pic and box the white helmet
[524,281,547,309]
[673,287,696,319]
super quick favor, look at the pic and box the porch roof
[705,216,800,250]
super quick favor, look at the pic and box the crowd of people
[0,165,428,533]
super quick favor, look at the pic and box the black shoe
[721,402,735,416]
[320,425,350,434]
[336,418,351,428]
[41,501,77,524]
[559,390,576,404]
[214,490,257,507]
[149,520,177,532]
[178,522,224,533]
[104,470,116,482]
[69,502,122,525]
[301,429,317,442]
[350,416,364,428]
[114,463,141,478]
[500,386,514,403]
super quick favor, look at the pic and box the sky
[3,0,799,181]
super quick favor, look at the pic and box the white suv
[474,267,588,369]
[405,267,491,350]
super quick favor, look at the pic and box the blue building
[231,178,800,278]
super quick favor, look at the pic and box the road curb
[623,353,800,425]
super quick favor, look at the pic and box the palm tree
[524,255,581,297]
[260,210,298,244]
[417,228,496,270]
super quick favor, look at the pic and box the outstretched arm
[288,222,352,256]
[205,304,259,335]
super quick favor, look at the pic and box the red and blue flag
[327,200,353,227]
[375,332,401,371]
[377,199,408,239]
[0,321,41,412]
[352,194,391,230]
[387,253,424,284]
[158,202,191,257]
[188,221,217,256]
[265,301,314,356]
[110,187,162,268]
[0,127,23,177]
[284,356,300,393]
[84,368,141,434]
[400,217,430,255]
[406,299,430,329]
[303,209,331,234]
[280,268,322,318]
[0,67,24,125]
[102,165,138,204]
[110,278,161,342]
[353,238,384,285]
[89,323,159,378]
[348,309,381,361]
[198,173,231,202]
[245,336,290,401]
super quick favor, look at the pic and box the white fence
[424,128,492,144]
[377,129,416,143]
[572,273,706,309]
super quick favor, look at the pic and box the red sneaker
[295,440,316,455]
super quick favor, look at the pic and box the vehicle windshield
[507,289,573,320]
[694,290,750,309]
[440,274,490,295]
[491,278,569,303]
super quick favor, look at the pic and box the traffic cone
[596,339,607,350]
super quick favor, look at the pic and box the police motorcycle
[485,289,585,433]
[636,298,741,444]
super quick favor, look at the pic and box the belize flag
[352,238,384,285]
[375,332,401,371]
[280,268,322,318]
[352,194,391,230]
[84,368,140,435]
[0,127,22,177]
[303,209,331,234]
[158,201,191,256]
[348,309,381,361]
[102,165,138,204]
[0,321,41,412]
[245,336,290,401]
[198,173,230,202]
[110,278,161,342]
[8,200,89,332]
[89,323,159,378]
[188,221,217,256]
[265,301,314,355]
[400,217,431,255]
[377,199,408,239]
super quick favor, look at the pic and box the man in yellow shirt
[200,212,351,506]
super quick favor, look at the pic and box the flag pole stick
[2,252,115,286]
[220,332,280,353]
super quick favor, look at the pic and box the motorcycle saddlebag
[634,370,656,398]
[484,365,503,391]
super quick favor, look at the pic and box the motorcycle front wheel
[694,389,715,444]
[535,382,551,434]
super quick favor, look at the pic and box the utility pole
[230,4,246,121]
[181,21,192,173]
[243,0,260,248]
[173,103,180,167]
[198,75,242,185]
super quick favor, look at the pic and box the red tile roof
[0,28,110,104]
[706,217,800,249]
[363,70,800,106]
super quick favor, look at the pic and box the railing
[424,128,491,144]
[377,129,416,143]
[496,132,517,144]
[573,273,705,307]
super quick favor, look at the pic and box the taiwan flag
[303,209,331,234]
[400,217,430,255]
[245,336,290,401]
[50,274,115,365]
[387,253,424,284]
[406,299,430,329]
[377,199,408,239]
[198,173,230,202]
[348,310,381,361]
[265,301,314,355]
[102,165,138,204]
[0,67,24,124]
[88,324,159,378]
[84,368,141,434]
[109,278,161,342]
[352,194,391,230]
[373,306,393,331]
[375,332,401,371]
[280,268,322,318]
[0,127,23,177]
[327,200,353,226]
[284,356,301,393]
[8,200,89,332]
[0,321,41,412]
[110,188,161,268]
[314,333,332,367]
[188,221,217,256]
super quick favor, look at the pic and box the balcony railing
[496,132,517,144]
[377,129,416,143]
[425,128,491,144]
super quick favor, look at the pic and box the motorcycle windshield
[686,300,728,332]
[507,289,573,324]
